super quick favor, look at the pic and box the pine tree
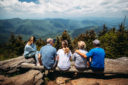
[36,38,46,50]
[99,23,128,58]
[86,30,96,50]
[73,30,96,51]
[5,34,25,59]
[55,36,61,50]
[15,35,25,55]
[99,24,108,36]
[115,24,128,57]
[118,23,125,32]
[7,33,17,58]
[99,29,117,58]
[73,34,86,50]
[60,30,73,50]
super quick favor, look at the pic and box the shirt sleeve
[86,49,93,58]
[57,49,60,55]
[34,44,37,51]
[31,44,36,51]
[26,45,32,52]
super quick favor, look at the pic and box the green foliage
[36,38,46,50]
[0,34,47,61]
[0,22,128,60]
[55,30,73,50]
[73,24,128,58]
[60,30,73,50]
[99,29,117,58]
[0,33,25,60]
[54,36,61,50]
[99,24,128,58]
[73,30,96,51]
[98,24,108,36]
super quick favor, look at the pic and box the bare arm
[38,53,41,59]
[56,55,59,61]
[87,57,92,67]
[75,50,87,58]
[38,53,42,65]
[89,57,92,62]
[70,56,72,61]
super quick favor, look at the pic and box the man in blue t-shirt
[75,39,105,72]
[38,38,57,70]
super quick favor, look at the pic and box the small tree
[54,36,61,50]
[60,30,73,50]
[36,38,46,50]
[99,24,108,36]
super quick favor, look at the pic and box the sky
[0,0,128,19]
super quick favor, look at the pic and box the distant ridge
[0,18,126,43]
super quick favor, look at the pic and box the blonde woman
[57,40,72,71]
[75,39,105,72]
[72,41,89,71]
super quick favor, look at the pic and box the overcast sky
[0,0,128,19]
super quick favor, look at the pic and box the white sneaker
[36,63,41,66]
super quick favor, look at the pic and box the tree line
[0,23,128,60]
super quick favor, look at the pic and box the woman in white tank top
[57,40,72,71]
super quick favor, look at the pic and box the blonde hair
[78,41,86,49]
[62,40,70,54]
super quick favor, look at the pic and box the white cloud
[0,0,128,19]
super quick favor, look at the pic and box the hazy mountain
[0,18,126,43]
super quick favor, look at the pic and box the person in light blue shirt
[24,36,39,65]
[75,39,105,72]
[38,38,57,70]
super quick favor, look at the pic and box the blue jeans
[24,51,39,64]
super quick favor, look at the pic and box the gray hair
[47,38,53,43]
[93,39,100,46]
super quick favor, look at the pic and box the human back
[73,49,88,68]
[57,40,72,71]
[89,47,105,68]
[86,39,106,72]
[39,38,57,69]
[75,39,106,72]
[73,41,88,70]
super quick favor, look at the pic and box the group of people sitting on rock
[24,36,105,72]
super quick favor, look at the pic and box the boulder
[105,57,128,74]
[70,78,128,85]
[0,70,44,85]
[0,56,34,74]
[56,77,70,85]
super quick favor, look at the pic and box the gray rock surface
[1,56,128,74]
[21,57,128,74]
[0,56,128,85]
[0,56,34,74]
[105,57,128,74]
[0,70,44,85]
